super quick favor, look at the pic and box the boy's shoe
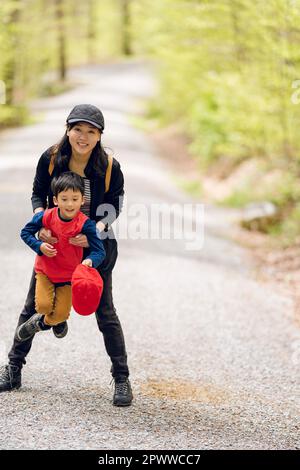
[112,376,133,407]
[16,313,44,342]
[53,321,68,338]
[0,364,22,392]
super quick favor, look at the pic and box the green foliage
[175,177,203,198]
[129,0,300,239]
[0,104,30,129]
[0,0,128,127]
[279,202,300,242]
[38,80,75,98]
[131,0,300,166]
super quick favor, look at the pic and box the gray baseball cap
[66,104,105,131]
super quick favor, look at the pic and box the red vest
[35,207,88,283]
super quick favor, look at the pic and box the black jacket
[31,148,124,272]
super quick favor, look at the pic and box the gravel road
[0,59,299,450]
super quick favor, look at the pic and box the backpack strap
[105,154,113,193]
[48,145,59,176]
[49,154,55,176]
[48,152,113,193]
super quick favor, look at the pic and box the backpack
[48,152,113,193]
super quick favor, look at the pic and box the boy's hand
[38,228,58,244]
[69,234,89,248]
[82,258,93,267]
[40,242,57,257]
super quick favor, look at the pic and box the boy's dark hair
[51,171,85,198]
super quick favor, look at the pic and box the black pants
[8,267,129,378]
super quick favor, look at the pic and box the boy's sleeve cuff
[36,240,43,255]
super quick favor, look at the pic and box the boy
[17,171,106,342]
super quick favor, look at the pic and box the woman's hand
[38,228,58,244]
[69,234,89,248]
[82,258,93,267]
[40,242,57,257]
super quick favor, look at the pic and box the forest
[1,0,300,242]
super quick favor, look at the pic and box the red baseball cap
[71,264,103,316]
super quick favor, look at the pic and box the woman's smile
[76,142,90,152]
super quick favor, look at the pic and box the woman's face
[67,122,101,157]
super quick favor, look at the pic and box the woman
[0,104,133,407]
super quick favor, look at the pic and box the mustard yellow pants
[35,273,72,326]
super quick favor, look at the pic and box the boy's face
[53,189,84,220]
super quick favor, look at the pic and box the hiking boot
[53,321,68,339]
[0,364,21,392]
[112,376,133,407]
[16,313,44,342]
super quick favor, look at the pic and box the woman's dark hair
[49,123,111,178]
[51,171,85,198]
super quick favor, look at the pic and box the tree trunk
[120,0,132,56]
[87,0,97,62]
[55,0,67,81]
[3,0,21,105]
